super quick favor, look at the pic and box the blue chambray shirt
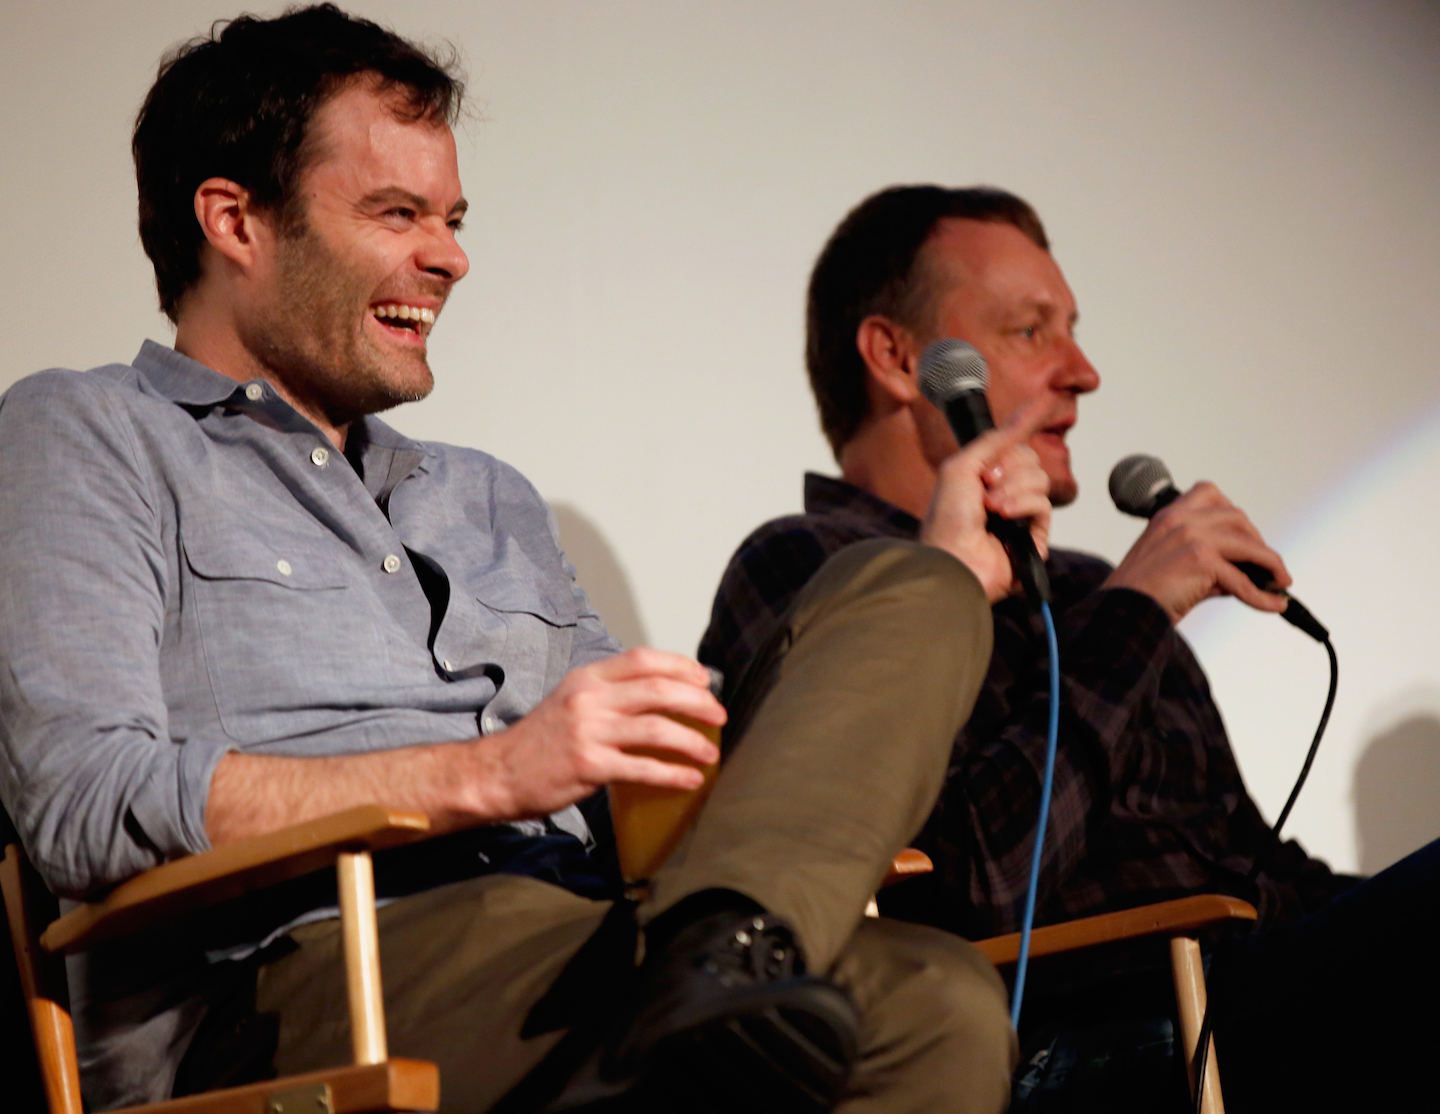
[0,341,620,1104]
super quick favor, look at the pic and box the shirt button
[276,559,292,576]
[310,446,330,468]
[244,383,264,402]
[382,554,402,574]
[481,712,500,734]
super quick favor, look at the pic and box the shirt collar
[803,472,921,535]
[348,415,431,502]
[132,339,253,406]
[132,339,431,499]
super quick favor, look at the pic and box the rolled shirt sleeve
[0,370,222,896]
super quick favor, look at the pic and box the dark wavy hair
[805,185,1049,457]
[133,3,465,322]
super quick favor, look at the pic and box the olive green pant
[254,540,1016,1111]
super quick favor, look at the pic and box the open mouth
[370,302,436,338]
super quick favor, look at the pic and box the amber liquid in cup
[607,714,722,889]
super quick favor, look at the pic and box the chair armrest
[881,848,933,888]
[972,894,1257,968]
[41,806,431,956]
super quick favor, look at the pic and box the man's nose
[418,224,470,283]
[1053,336,1100,394]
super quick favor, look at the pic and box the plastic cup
[607,714,722,886]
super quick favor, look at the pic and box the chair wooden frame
[872,851,1252,1110]
[3,805,442,1114]
[972,893,1256,1114]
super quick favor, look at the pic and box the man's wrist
[431,735,518,828]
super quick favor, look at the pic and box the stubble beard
[245,220,435,428]
[1045,455,1079,508]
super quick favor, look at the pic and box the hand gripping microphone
[917,339,1051,603]
[1108,453,1328,642]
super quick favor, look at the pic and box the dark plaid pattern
[700,474,1353,941]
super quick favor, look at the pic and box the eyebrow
[360,187,469,220]
[1013,298,1080,329]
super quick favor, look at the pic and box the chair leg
[1170,934,1224,1114]
[3,845,84,1114]
[337,850,388,1065]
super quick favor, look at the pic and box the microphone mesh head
[1109,454,1174,517]
[917,339,988,406]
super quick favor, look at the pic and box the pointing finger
[963,394,1066,471]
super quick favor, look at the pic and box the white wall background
[3,0,1439,875]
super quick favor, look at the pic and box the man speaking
[700,185,1440,1109]
[0,16,1056,1114]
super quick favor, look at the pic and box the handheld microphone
[917,339,1051,603]
[1108,453,1328,642]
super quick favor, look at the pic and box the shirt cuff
[128,733,234,860]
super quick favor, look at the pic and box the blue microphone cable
[1010,598,1061,1028]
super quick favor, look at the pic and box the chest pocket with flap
[181,524,393,743]
[453,546,580,715]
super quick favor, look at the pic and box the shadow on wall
[551,503,650,650]
[1353,714,1440,875]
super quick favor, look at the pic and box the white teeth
[372,304,436,325]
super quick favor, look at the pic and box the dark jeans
[1213,836,1440,1110]
[1011,958,1193,1113]
[1013,838,1440,1111]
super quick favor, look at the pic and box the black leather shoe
[548,910,860,1113]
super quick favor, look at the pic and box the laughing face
[240,78,470,427]
[918,218,1099,507]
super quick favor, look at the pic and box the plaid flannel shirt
[700,473,1354,940]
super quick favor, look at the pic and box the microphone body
[1109,455,1328,642]
[920,340,1051,604]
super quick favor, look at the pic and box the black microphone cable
[1188,634,1337,1114]
[1106,453,1339,1111]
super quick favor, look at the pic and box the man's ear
[193,178,271,271]
[855,314,924,405]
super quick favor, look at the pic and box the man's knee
[835,918,1016,1112]
[856,917,1010,1040]
[798,539,990,647]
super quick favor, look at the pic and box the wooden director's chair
[2,804,935,1114]
[970,893,1256,1114]
[4,805,442,1114]
[867,852,1254,1114]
